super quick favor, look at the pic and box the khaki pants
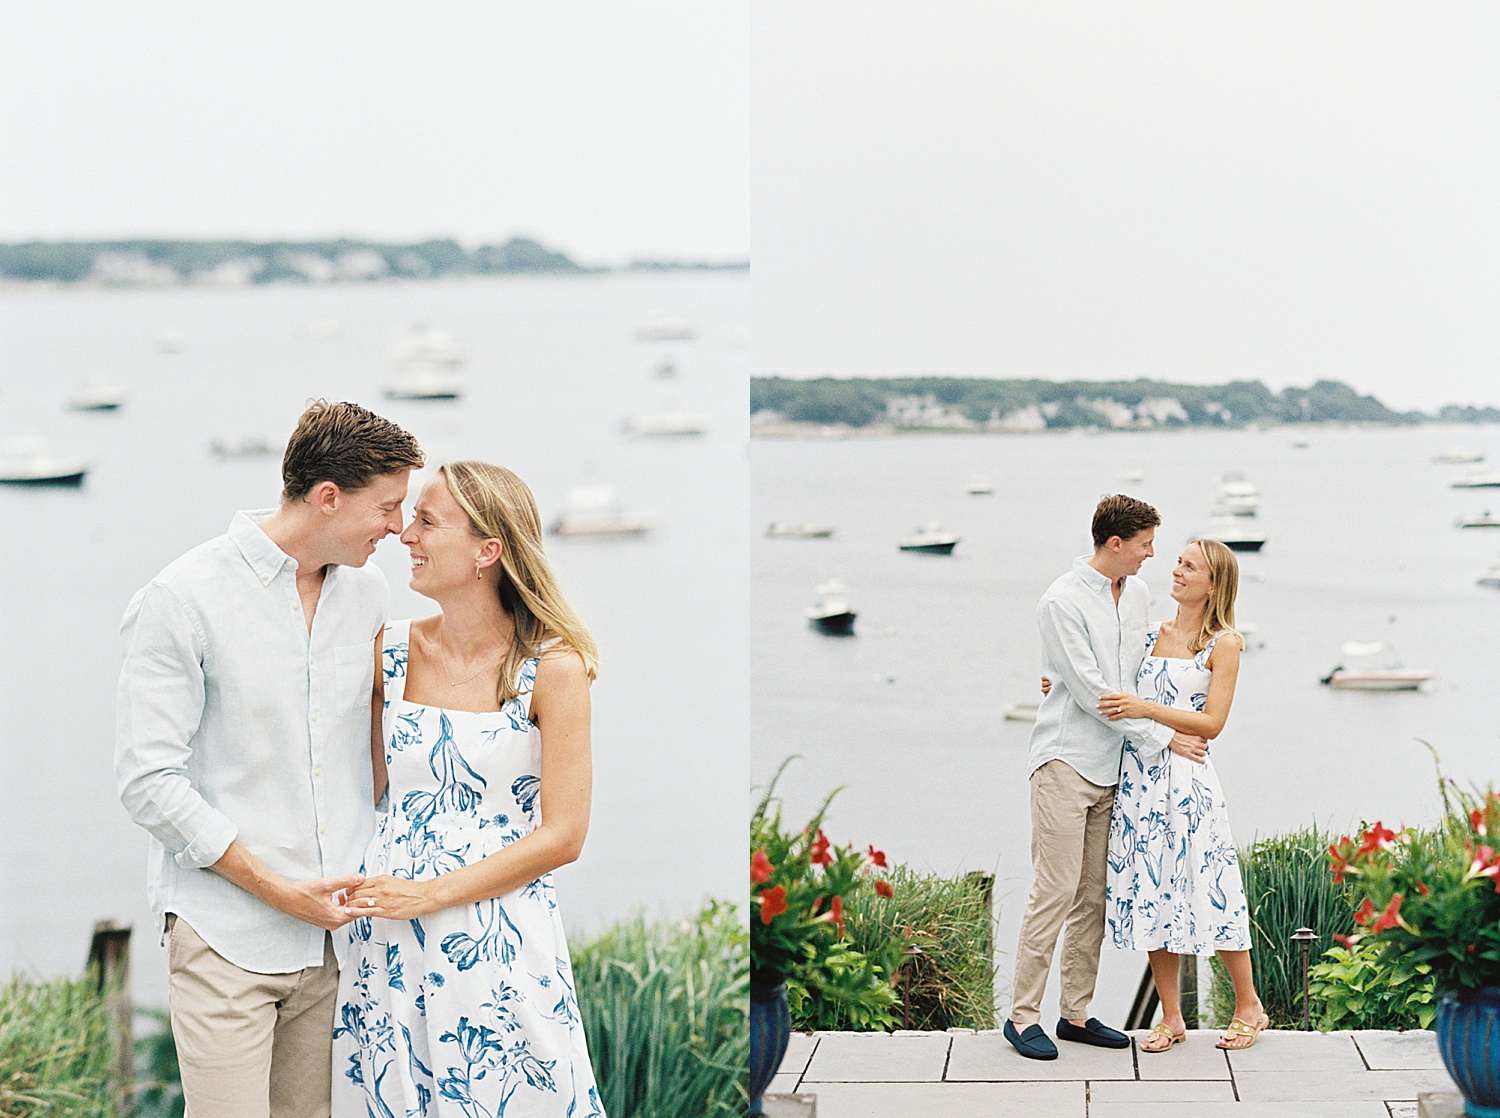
[165,916,339,1118]
[1009,759,1115,1027]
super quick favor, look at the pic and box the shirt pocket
[334,641,376,717]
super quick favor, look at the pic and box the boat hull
[808,612,856,636]
[1324,672,1434,691]
[0,471,86,487]
[1222,539,1265,553]
[899,541,958,554]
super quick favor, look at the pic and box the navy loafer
[1055,1017,1131,1049]
[1004,1019,1059,1060]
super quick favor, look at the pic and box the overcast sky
[753,3,1500,410]
[0,2,748,264]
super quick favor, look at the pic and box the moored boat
[966,474,995,495]
[1198,519,1266,553]
[1456,512,1500,529]
[1451,470,1500,489]
[765,522,835,539]
[1321,669,1436,692]
[806,579,856,636]
[548,485,653,538]
[0,437,87,486]
[622,412,710,437]
[1433,447,1485,464]
[66,378,126,411]
[898,523,960,554]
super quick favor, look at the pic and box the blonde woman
[1099,538,1267,1053]
[332,462,606,1117]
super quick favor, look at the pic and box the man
[117,400,424,1117]
[1004,494,1208,1060]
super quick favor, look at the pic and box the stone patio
[765,1027,1462,1117]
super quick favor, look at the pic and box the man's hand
[1040,676,1052,697]
[273,874,366,930]
[1168,731,1208,764]
[343,875,441,921]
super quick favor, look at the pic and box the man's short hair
[1091,493,1161,548]
[281,400,425,500]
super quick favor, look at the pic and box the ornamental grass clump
[572,901,748,1118]
[751,761,906,1030]
[1328,785,1500,996]
[0,971,116,1118]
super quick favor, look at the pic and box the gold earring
[475,558,483,581]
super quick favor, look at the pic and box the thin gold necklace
[432,626,511,688]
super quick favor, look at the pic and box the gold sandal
[1140,1022,1186,1052]
[1217,1012,1270,1050]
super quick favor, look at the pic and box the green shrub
[132,1009,184,1118]
[573,901,748,1118]
[1307,939,1436,1031]
[796,865,995,1032]
[0,972,117,1118]
[1208,827,1357,1028]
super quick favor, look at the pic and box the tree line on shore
[751,375,1500,429]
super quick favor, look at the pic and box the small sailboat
[806,579,856,636]
[0,435,87,486]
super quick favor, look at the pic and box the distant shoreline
[0,237,747,288]
[751,418,1500,439]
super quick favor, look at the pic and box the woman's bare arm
[1100,636,1241,739]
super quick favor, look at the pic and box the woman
[332,461,606,1117]
[1099,538,1267,1053]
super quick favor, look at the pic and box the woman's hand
[1099,691,1150,721]
[343,875,441,920]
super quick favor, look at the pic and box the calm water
[0,271,748,1007]
[751,425,1500,1023]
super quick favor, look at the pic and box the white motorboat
[1209,472,1261,517]
[210,436,281,458]
[1451,470,1500,489]
[1003,702,1039,722]
[0,436,87,486]
[1433,447,1485,464]
[1456,512,1500,529]
[633,320,697,342]
[1198,519,1266,553]
[898,523,960,554]
[1321,640,1435,691]
[66,378,126,411]
[385,325,465,399]
[966,473,995,495]
[622,412,710,437]
[1478,565,1500,590]
[548,485,653,538]
[806,578,856,636]
[1292,438,1311,449]
[1118,467,1145,483]
[765,522,835,539]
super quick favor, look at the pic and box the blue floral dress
[332,620,605,1118]
[1105,627,1251,954]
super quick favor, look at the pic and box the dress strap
[1199,631,1231,662]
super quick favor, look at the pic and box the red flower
[1329,840,1352,884]
[758,885,788,925]
[1372,893,1406,934]
[810,830,833,867]
[867,846,889,869]
[1468,845,1500,881]
[875,880,894,899]
[1417,882,1431,897]
[751,850,773,885]
[1333,932,1356,948]
[1472,808,1488,837]
[1354,897,1375,925]
[830,894,845,936]
[1356,822,1397,858]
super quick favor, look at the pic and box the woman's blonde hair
[439,461,599,704]
[1186,538,1244,654]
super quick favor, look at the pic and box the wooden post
[87,921,133,1112]
[1180,953,1199,1030]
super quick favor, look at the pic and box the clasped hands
[1098,690,1208,763]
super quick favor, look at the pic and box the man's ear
[309,480,341,515]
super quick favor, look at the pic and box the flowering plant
[1329,786,1500,995]
[751,763,902,1028]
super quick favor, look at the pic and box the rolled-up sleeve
[1038,598,1175,756]
[116,582,237,869]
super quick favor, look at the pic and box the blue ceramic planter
[749,980,791,1117]
[1436,987,1500,1118]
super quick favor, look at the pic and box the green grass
[0,971,117,1118]
[573,901,748,1118]
[1208,827,1356,1029]
[793,866,997,1032]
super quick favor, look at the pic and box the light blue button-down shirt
[116,510,386,973]
[1027,556,1175,787]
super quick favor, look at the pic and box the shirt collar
[229,510,298,587]
[1071,555,1116,595]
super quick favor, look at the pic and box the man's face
[325,471,410,566]
[1117,526,1156,576]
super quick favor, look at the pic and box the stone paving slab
[1235,1069,1458,1102]
[806,1081,1085,1118]
[770,1072,802,1094]
[1131,1031,1233,1079]
[1225,1029,1367,1072]
[1352,1030,1446,1070]
[1418,1091,1464,1118]
[1087,1079,1237,1102]
[761,1094,816,1118]
[801,1033,951,1083]
[779,1033,818,1076]
[945,1030,1135,1081]
[1090,1103,1392,1118]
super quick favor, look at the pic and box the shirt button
[319,826,326,835]
[313,768,322,778]
[311,712,319,722]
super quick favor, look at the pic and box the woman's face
[1170,542,1213,606]
[399,476,479,597]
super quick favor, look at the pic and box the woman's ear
[476,537,504,571]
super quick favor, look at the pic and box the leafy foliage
[1307,940,1436,1030]
[572,902,748,1118]
[0,971,117,1118]
[132,1009,184,1118]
